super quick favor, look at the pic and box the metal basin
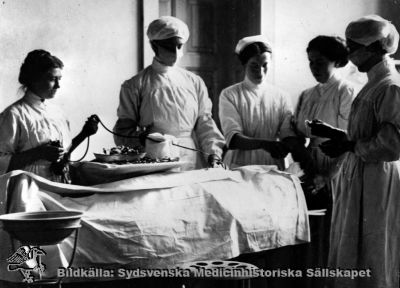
[0,211,83,245]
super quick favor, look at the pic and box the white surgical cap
[147,16,190,43]
[235,35,272,54]
[345,15,399,54]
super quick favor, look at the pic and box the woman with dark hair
[294,36,356,206]
[0,49,97,182]
[291,37,356,283]
[218,35,297,169]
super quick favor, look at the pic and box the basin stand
[14,228,81,288]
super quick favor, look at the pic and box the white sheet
[0,166,310,282]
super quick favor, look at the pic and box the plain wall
[261,0,384,106]
[0,0,140,160]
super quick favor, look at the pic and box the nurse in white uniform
[294,36,355,196]
[218,35,298,170]
[310,15,400,288]
[0,50,97,182]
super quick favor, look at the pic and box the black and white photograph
[0,1,400,287]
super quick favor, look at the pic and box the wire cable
[70,115,226,169]
[69,137,91,162]
[98,118,140,139]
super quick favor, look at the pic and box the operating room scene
[1,1,400,288]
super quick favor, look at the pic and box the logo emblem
[7,246,46,283]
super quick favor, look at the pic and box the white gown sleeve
[113,80,141,147]
[194,77,225,158]
[337,86,355,131]
[218,88,243,147]
[0,109,19,174]
[355,85,400,162]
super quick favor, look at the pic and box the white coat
[0,91,71,182]
[219,77,295,169]
[113,59,225,170]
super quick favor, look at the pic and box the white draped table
[0,165,310,283]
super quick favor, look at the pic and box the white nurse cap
[147,16,190,43]
[235,35,272,54]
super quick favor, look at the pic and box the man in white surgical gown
[113,16,225,170]
[311,15,400,288]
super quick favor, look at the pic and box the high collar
[243,75,267,91]
[317,72,339,92]
[23,90,47,107]
[151,58,177,73]
[366,56,396,83]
